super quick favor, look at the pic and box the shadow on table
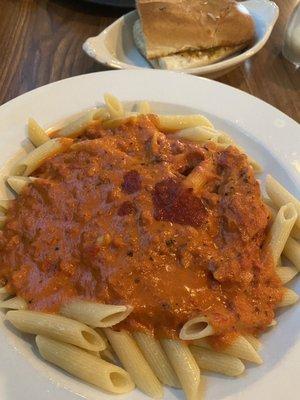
[50,0,132,18]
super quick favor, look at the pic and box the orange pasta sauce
[0,115,283,346]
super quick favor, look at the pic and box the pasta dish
[0,95,299,399]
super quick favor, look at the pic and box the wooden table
[0,0,299,122]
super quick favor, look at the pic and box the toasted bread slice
[133,19,246,70]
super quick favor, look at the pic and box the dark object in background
[85,0,135,7]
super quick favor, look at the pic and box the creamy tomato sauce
[0,115,283,344]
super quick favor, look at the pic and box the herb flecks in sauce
[0,116,282,345]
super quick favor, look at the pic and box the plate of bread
[83,0,279,78]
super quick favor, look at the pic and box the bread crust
[136,0,254,59]
[133,19,245,70]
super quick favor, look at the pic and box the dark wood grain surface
[0,0,299,122]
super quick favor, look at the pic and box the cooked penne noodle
[0,199,11,212]
[160,339,201,400]
[101,348,119,364]
[0,296,27,310]
[263,196,275,209]
[190,345,245,377]
[174,126,232,145]
[102,115,138,129]
[291,225,300,240]
[104,93,125,119]
[0,215,6,229]
[276,266,298,284]
[243,335,262,351]
[60,300,133,328]
[133,332,180,388]
[85,349,101,357]
[36,335,134,394]
[93,107,110,121]
[0,286,10,301]
[268,205,278,221]
[12,138,73,176]
[105,328,163,399]
[267,203,297,265]
[28,118,49,147]
[266,175,300,230]
[1,97,300,400]
[6,310,105,351]
[268,319,277,327]
[138,101,151,114]
[278,288,299,307]
[155,114,213,131]
[179,316,214,340]
[194,336,262,364]
[283,237,300,270]
[183,166,209,193]
[264,196,300,239]
[58,110,96,139]
[95,329,119,363]
[6,176,36,194]
[290,225,300,240]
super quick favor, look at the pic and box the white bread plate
[83,0,279,78]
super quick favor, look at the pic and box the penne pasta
[174,126,233,145]
[12,138,73,176]
[160,339,201,400]
[105,328,163,399]
[264,196,300,240]
[190,345,245,377]
[183,166,209,193]
[0,199,11,212]
[102,115,137,129]
[155,114,213,131]
[243,335,262,351]
[133,331,180,388]
[278,288,299,308]
[93,107,110,121]
[60,300,133,328]
[0,296,27,310]
[104,93,125,119]
[194,336,263,364]
[0,96,299,400]
[276,266,298,284]
[283,237,300,271]
[6,176,36,194]
[0,286,11,302]
[266,174,300,230]
[263,196,275,209]
[268,319,277,327]
[291,225,300,240]
[267,203,297,265]
[36,335,134,394]
[95,329,119,364]
[179,316,214,340]
[138,101,151,114]
[58,110,96,139]
[6,310,105,351]
[28,118,49,147]
[101,348,119,364]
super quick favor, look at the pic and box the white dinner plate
[83,0,279,78]
[0,70,299,400]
